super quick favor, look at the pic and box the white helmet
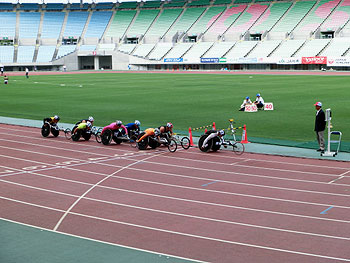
[54,115,60,120]
[154,128,160,136]
[166,122,173,128]
[87,121,92,128]
[219,130,225,136]
[88,116,94,122]
[116,120,122,125]
[135,120,141,126]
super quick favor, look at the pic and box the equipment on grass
[321,108,342,157]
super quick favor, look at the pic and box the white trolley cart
[321,108,342,157]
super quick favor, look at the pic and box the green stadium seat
[141,1,162,9]
[234,0,252,4]
[127,9,160,36]
[187,0,211,7]
[105,10,137,39]
[147,8,183,37]
[117,2,138,9]
[163,1,186,8]
[189,6,226,34]
[213,0,233,5]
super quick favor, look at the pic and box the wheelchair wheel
[180,136,190,150]
[82,131,91,141]
[64,128,72,140]
[101,129,113,145]
[149,138,160,149]
[232,142,245,155]
[211,137,221,152]
[112,130,123,144]
[95,128,102,143]
[167,138,177,153]
[136,132,148,150]
[198,135,211,152]
[41,123,50,137]
[51,127,59,137]
[72,129,82,141]
[130,134,138,148]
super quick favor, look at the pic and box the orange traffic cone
[189,127,195,146]
[212,122,216,130]
[240,124,250,144]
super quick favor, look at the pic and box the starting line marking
[320,206,334,215]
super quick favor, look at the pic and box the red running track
[0,124,349,263]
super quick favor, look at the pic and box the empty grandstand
[0,0,350,71]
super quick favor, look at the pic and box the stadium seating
[43,3,64,11]
[250,2,292,33]
[246,40,281,57]
[141,1,162,8]
[294,38,331,57]
[271,1,316,33]
[225,41,257,58]
[163,0,186,8]
[18,3,40,11]
[133,43,155,57]
[294,0,341,35]
[63,12,89,37]
[322,0,350,31]
[213,0,232,6]
[17,46,35,63]
[127,9,160,36]
[188,6,226,35]
[146,8,182,37]
[148,43,174,60]
[79,45,97,51]
[166,7,206,37]
[56,45,77,59]
[85,11,113,39]
[93,3,114,10]
[41,12,65,39]
[98,43,115,51]
[105,10,137,39]
[118,2,138,9]
[36,46,56,62]
[187,0,211,7]
[270,39,305,57]
[206,5,247,36]
[118,44,137,54]
[320,38,350,56]
[0,46,14,63]
[0,12,16,38]
[164,43,193,58]
[0,3,14,11]
[225,4,269,35]
[183,42,213,61]
[203,42,235,58]
[19,12,41,39]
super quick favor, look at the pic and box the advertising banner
[327,57,350,67]
[164,58,183,63]
[302,56,327,64]
[201,58,219,63]
[277,57,301,64]
[227,57,258,64]
[257,57,278,64]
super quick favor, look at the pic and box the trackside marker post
[189,127,195,146]
[212,122,216,130]
[241,124,250,144]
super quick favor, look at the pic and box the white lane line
[52,150,165,231]
[1,200,349,262]
[0,217,197,263]
[0,126,348,171]
[1,176,350,225]
[328,171,350,184]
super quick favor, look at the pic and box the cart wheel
[41,123,50,137]
[167,138,177,153]
[211,137,221,152]
[64,128,72,140]
[72,130,82,141]
[232,142,245,155]
[51,127,59,137]
[198,135,211,152]
[181,136,190,150]
[101,129,113,145]
[136,132,148,150]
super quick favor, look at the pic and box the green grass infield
[0,72,348,151]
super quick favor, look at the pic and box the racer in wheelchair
[158,122,174,142]
[200,130,226,151]
[75,116,94,126]
[124,120,141,137]
[100,120,129,145]
[41,115,60,137]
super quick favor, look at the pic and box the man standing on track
[25,67,29,79]
[314,101,326,153]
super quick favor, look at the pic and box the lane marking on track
[1,194,350,242]
[0,218,207,263]
[202,181,218,187]
[0,126,348,171]
[1,172,350,225]
[320,206,334,215]
[328,171,350,184]
[1,200,349,262]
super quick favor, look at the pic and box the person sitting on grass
[201,130,226,149]
[254,93,264,110]
[101,120,128,137]
[43,115,60,127]
[73,121,92,134]
[239,96,252,111]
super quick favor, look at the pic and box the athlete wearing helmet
[101,120,128,136]
[201,129,225,150]
[75,116,94,125]
[239,96,252,111]
[125,120,141,137]
[154,128,160,136]
[158,122,174,141]
[88,116,94,122]
[73,121,92,134]
[43,115,60,126]
[136,127,162,145]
